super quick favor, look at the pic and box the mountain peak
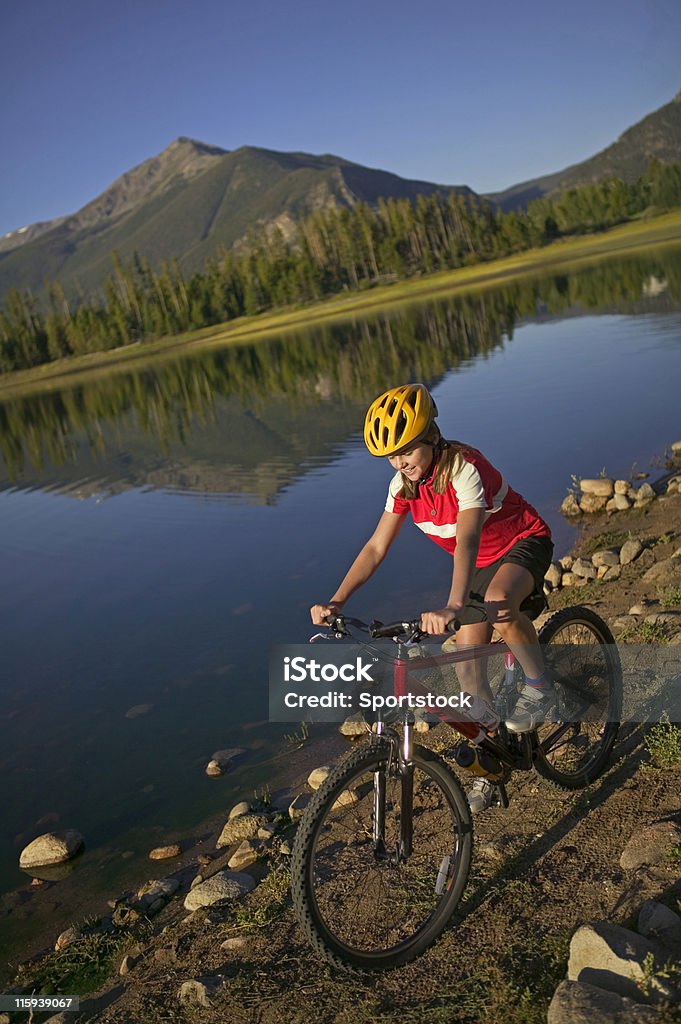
[163,136,228,157]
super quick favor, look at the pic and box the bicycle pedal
[495,782,509,809]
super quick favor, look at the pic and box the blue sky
[2,0,680,237]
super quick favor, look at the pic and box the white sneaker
[505,684,557,733]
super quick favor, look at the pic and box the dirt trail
[13,491,681,1024]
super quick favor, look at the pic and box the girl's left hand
[420,607,462,635]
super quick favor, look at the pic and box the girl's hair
[396,424,467,499]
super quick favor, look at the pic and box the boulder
[227,840,260,871]
[605,498,619,513]
[548,979,659,1024]
[332,789,359,812]
[592,549,620,568]
[620,821,681,870]
[638,900,681,946]
[645,612,681,626]
[572,558,598,580]
[559,555,575,570]
[205,760,225,777]
[561,494,582,517]
[561,572,577,587]
[183,870,255,911]
[614,480,630,495]
[289,794,310,820]
[54,926,81,951]
[149,844,181,860]
[216,814,266,848]
[614,494,632,510]
[671,440,681,455]
[642,558,679,587]
[580,479,614,497]
[580,493,608,513]
[339,713,367,737]
[178,977,225,1008]
[19,830,84,869]
[619,539,643,565]
[545,562,563,588]
[228,801,251,820]
[307,766,332,790]
[134,877,179,912]
[567,921,675,1003]
[634,483,655,505]
[602,565,622,582]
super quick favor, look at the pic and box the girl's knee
[483,589,519,625]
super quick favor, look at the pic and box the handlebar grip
[446,619,461,633]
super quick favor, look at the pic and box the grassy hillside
[490,89,681,209]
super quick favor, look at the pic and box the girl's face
[387,443,432,482]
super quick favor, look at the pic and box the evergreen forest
[1,158,681,376]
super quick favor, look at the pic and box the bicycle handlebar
[322,614,460,642]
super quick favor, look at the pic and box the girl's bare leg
[483,563,545,678]
[453,620,494,705]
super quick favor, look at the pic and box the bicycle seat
[519,592,548,621]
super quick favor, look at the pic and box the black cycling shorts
[457,535,554,626]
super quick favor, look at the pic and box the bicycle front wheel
[533,605,622,788]
[291,741,472,970]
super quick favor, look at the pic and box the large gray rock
[614,479,630,495]
[289,793,311,820]
[621,821,681,869]
[545,562,563,588]
[216,814,266,848]
[568,922,675,1003]
[339,712,367,736]
[548,979,659,1024]
[592,549,620,568]
[183,870,255,911]
[178,977,225,1008]
[307,766,332,790]
[638,900,681,946]
[134,877,179,912]
[19,830,84,869]
[580,493,609,513]
[227,840,260,871]
[561,494,582,517]
[602,565,622,582]
[643,558,680,587]
[572,558,598,580]
[634,482,655,504]
[620,539,644,565]
[580,479,614,497]
[614,493,632,510]
[228,801,251,820]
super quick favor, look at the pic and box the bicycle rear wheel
[291,741,472,970]
[533,605,621,788]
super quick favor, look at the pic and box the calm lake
[2,243,681,968]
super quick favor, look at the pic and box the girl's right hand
[310,601,344,625]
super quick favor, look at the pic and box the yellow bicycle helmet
[364,384,438,457]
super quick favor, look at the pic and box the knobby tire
[291,741,473,971]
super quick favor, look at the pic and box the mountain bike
[290,603,621,970]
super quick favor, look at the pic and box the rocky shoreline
[4,446,681,1024]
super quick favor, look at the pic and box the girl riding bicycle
[310,383,556,812]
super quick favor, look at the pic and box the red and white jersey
[384,446,550,566]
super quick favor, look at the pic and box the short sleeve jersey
[384,446,550,566]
